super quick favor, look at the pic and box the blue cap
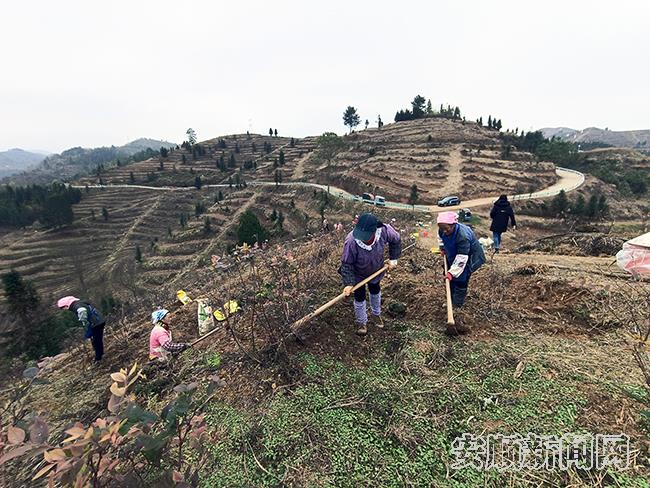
[353,213,379,242]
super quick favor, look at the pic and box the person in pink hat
[57,296,106,362]
[437,211,485,335]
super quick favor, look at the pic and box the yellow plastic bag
[176,290,192,305]
[214,300,241,321]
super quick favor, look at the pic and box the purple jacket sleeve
[384,224,402,260]
[339,235,357,285]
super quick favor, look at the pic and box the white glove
[388,259,398,269]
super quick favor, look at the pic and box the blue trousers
[492,231,502,250]
[450,279,469,308]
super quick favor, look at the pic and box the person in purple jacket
[339,213,401,335]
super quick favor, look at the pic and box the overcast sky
[1,0,648,153]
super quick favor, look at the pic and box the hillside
[88,118,558,204]
[3,119,650,487]
[541,126,650,150]
[1,212,649,487]
[0,148,47,178]
[2,138,176,185]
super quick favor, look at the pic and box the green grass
[199,323,649,487]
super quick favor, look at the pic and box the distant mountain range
[540,127,650,150]
[0,149,50,178]
[2,138,176,185]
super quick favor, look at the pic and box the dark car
[437,195,461,207]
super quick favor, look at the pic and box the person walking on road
[489,195,516,252]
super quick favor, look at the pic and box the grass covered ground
[198,315,650,487]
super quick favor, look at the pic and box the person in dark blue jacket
[437,211,485,335]
[489,195,516,252]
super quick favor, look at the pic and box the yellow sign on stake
[214,300,241,321]
[176,290,192,305]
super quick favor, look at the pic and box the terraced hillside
[0,188,198,301]
[0,184,356,301]
[82,134,292,187]
[86,119,558,206]
[286,118,557,204]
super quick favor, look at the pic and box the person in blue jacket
[437,211,485,335]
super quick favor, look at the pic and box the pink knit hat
[57,296,79,309]
[436,211,458,225]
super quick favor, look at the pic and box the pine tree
[279,149,285,166]
[204,216,212,233]
[572,194,586,215]
[365,119,369,129]
[102,207,109,221]
[274,129,278,137]
[271,209,278,221]
[194,175,202,189]
[488,115,492,129]
[275,210,284,231]
[237,210,268,245]
[182,154,187,164]
[269,128,273,137]
[135,245,142,262]
[290,138,295,147]
[551,190,568,216]
[342,106,361,133]
[408,184,419,208]
[186,128,197,145]
[2,270,39,319]
[426,99,433,115]
[598,194,608,217]
[587,194,599,218]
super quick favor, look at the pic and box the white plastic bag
[616,232,650,278]
[197,299,215,335]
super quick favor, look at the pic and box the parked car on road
[437,195,461,207]
[458,208,472,221]
[354,192,386,207]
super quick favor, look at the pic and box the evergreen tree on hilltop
[186,128,197,146]
[411,95,426,118]
[343,106,361,133]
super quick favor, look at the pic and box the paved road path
[73,167,584,213]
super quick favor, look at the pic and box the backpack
[83,303,104,328]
